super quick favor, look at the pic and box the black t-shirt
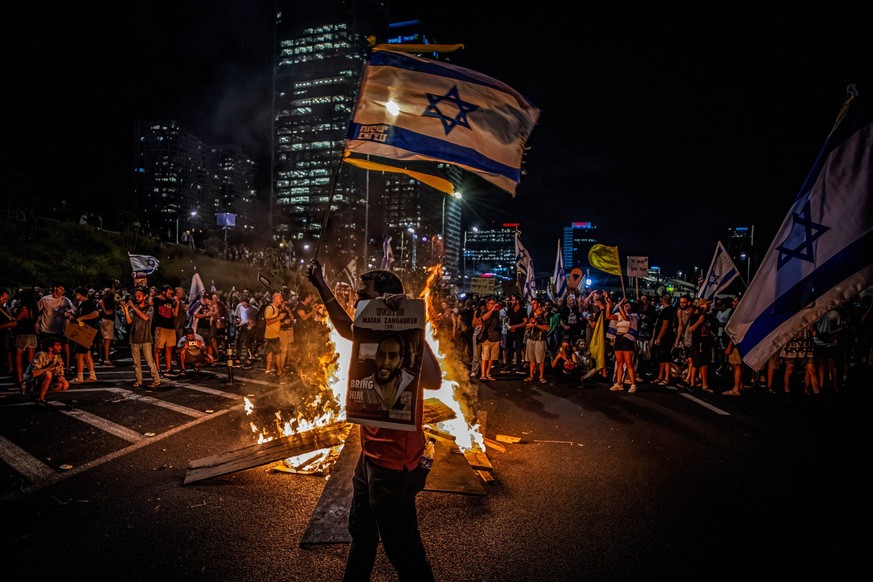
[507,306,526,335]
[76,299,100,329]
[153,296,176,329]
[656,305,675,342]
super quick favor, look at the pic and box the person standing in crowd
[653,293,676,386]
[37,284,74,372]
[633,294,657,381]
[473,295,502,381]
[97,287,116,366]
[504,293,527,373]
[0,288,16,376]
[523,297,550,383]
[123,288,161,389]
[278,294,296,379]
[605,297,638,393]
[70,287,99,384]
[685,298,716,392]
[12,289,39,389]
[193,293,215,362]
[24,338,69,406]
[674,294,694,380]
[211,292,229,360]
[814,308,844,393]
[305,258,439,582]
[173,287,188,342]
[262,291,284,376]
[152,285,179,376]
[233,295,258,368]
[468,298,487,378]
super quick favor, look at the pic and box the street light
[739,252,750,282]
[176,210,197,245]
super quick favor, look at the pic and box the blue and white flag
[726,86,872,371]
[187,272,205,331]
[697,241,740,300]
[514,232,536,304]
[341,258,357,287]
[381,236,395,271]
[128,253,159,275]
[344,49,540,197]
[552,239,568,303]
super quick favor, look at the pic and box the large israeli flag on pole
[726,85,872,371]
[128,253,159,275]
[697,241,740,300]
[187,272,206,331]
[344,49,540,197]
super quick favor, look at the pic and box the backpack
[254,306,267,338]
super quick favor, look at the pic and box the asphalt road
[0,359,869,581]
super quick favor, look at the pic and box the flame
[246,262,484,475]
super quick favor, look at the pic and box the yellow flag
[589,311,606,372]
[588,244,622,276]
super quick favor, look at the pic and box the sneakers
[265,369,274,375]
[628,385,637,394]
[609,384,624,391]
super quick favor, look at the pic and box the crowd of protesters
[430,286,873,399]
[2,280,872,403]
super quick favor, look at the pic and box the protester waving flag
[698,241,740,300]
[552,239,568,303]
[344,48,540,197]
[381,236,395,271]
[726,85,872,371]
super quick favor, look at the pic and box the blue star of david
[775,200,829,269]
[706,269,720,287]
[422,85,479,135]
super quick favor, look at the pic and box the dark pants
[235,324,255,362]
[344,453,433,582]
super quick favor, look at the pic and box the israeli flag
[697,241,740,300]
[552,239,568,303]
[187,272,205,331]
[381,236,395,271]
[726,86,873,371]
[128,253,159,275]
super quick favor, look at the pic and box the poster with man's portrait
[347,298,425,431]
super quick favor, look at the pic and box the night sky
[5,2,870,274]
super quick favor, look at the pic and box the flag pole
[617,246,627,299]
[313,154,344,261]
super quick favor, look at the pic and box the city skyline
[4,2,870,274]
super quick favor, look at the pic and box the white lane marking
[667,386,731,415]
[0,434,56,483]
[58,406,146,442]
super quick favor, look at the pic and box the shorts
[728,347,743,366]
[614,335,635,352]
[73,339,94,355]
[198,327,212,343]
[16,333,38,349]
[264,337,281,355]
[183,350,206,365]
[480,339,501,360]
[100,318,115,340]
[654,340,674,364]
[154,327,177,349]
[525,339,547,364]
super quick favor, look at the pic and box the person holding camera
[176,327,213,375]
[152,285,179,376]
[123,288,161,389]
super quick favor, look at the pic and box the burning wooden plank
[483,437,506,453]
[422,397,456,425]
[183,422,352,484]
[463,450,493,472]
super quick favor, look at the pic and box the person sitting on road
[176,327,213,375]
[24,338,70,406]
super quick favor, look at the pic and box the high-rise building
[271,3,463,278]
[463,222,519,281]
[562,222,598,270]
[132,121,259,246]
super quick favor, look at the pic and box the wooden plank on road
[183,422,351,484]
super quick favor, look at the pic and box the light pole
[740,252,750,282]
